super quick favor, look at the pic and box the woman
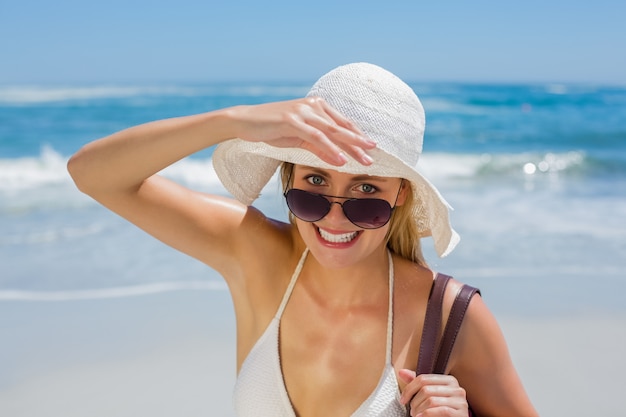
[68,63,538,416]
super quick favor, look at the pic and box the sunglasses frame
[283,170,404,229]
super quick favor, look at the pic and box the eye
[357,183,378,194]
[306,175,326,186]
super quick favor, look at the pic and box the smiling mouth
[317,227,360,243]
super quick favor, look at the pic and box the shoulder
[390,255,436,369]
[392,264,537,415]
[226,206,306,313]
[440,276,490,370]
[225,206,303,282]
[228,211,307,362]
[216,205,292,271]
[392,255,434,315]
[391,260,482,368]
[392,256,477,318]
[440,276,480,324]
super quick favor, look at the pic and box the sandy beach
[1,289,624,417]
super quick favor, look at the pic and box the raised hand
[230,97,377,166]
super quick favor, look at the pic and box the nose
[323,199,350,224]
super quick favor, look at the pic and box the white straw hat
[213,62,459,257]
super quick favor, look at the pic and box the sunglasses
[284,183,402,229]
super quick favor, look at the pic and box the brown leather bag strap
[416,273,451,375]
[433,284,481,374]
[411,277,481,417]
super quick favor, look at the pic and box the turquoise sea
[1,82,625,315]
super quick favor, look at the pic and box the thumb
[398,369,417,384]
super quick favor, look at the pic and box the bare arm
[68,109,248,275]
[67,98,374,277]
[450,296,539,417]
[399,289,538,417]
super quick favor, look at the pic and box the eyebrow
[300,166,391,183]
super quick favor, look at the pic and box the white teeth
[318,228,358,243]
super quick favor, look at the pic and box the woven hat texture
[212,63,459,257]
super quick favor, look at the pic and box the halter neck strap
[275,248,395,365]
[385,250,395,364]
[275,248,309,319]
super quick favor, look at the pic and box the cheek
[373,224,392,244]
[295,219,315,239]
[356,225,392,249]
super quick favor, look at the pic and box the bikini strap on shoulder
[275,248,309,319]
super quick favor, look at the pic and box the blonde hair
[280,162,427,267]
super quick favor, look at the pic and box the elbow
[67,146,138,199]
[67,148,96,195]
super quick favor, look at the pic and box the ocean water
[1,82,625,315]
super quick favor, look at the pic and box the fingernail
[361,153,374,165]
[337,152,348,164]
[365,138,377,147]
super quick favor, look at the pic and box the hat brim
[213,139,459,257]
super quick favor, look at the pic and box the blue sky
[1,0,624,85]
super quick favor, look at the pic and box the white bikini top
[233,249,406,417]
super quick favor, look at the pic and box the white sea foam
[0,147,226,211]
[0,281,227,301]
[417,150,586,181]
[0,146,590,214]
[0,146,587,194]
[0,146,69,191]
[0,86,182,104]
[0,84,309,105]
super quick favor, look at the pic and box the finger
[409,380,467,416]
[398,369,417,384]
[343,143,374,166]
[280,98,373,165]
[302,113,375,165]
[410,405,460,417]
[400,373,432,405]
[410,397,468,417]
[291,125,348,166]
[409,396,467,417]
[307,97,377,148]
[317,99,372,142]
[400,374,459,406]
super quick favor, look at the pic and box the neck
[301,246,391,307]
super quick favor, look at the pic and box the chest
[281,302,385,415]
[278,283,425,416]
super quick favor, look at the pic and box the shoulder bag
[409,273,480,417]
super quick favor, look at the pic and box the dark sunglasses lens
[285,189,330,222]
[343,199,392,229]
